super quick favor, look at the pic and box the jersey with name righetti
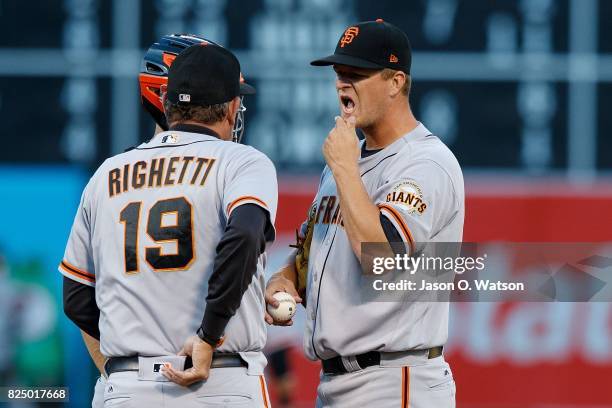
[302,123,464,360]
[59,130,277,358]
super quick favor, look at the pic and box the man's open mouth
[340,95,356,114]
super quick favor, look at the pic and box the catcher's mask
[233,96,247,143]
[139,33,255,141]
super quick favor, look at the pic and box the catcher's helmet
[139,33,255,132]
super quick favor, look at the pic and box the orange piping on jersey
[259,376,269,408]
[378,204,415,254]
[61,267,95,283]
[60,261,95,283]
[226,196,268,215]
[61,260,94,278]
[401,366,410,408]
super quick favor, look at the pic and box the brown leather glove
[291,203,317,300]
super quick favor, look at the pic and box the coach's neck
[169,119,231,141]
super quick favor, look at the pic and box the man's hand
[265,274,302,326]
[161,335,213,387]
[323,116,360,175]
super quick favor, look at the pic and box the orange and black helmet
[139,34,254,131]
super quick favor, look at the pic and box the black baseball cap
[311,19,411,74]
[167,43,255,106]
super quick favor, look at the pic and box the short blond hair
[381,69,410,96]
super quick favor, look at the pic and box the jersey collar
[137,124,223,149]
[357,122,431,164]
[169,123,223,140]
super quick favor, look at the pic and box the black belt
[321,346,443,375]
[104,353,247,376]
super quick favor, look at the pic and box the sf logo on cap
[179,93,191,102]
[340,27,359,48]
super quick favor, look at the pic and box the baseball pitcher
[266,20,464,408]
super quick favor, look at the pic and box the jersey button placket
[308,270,319,320]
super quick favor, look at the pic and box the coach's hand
[323,116,360,174]
[161,335,213,386]
[265,274,302,326]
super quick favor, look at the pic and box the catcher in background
[266,19,464,408]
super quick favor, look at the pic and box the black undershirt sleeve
[199,203,269,346]
[380,213,407,255]
[380,213,403,242]
[63,277,100,340]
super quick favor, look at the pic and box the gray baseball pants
[316,353,455,408]
[101,366,270,407]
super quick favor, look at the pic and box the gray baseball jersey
[302,122,464,360]
[59,130,277,363]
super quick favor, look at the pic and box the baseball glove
[291,203,317,300]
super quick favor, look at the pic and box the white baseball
[267,292,297,322]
